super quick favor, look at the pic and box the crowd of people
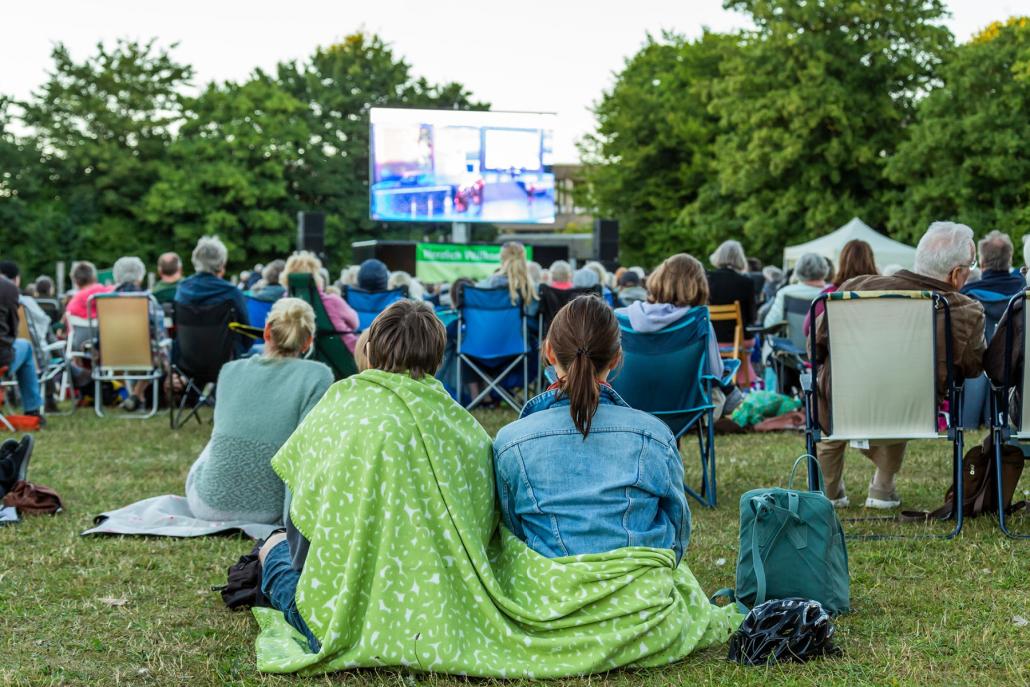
[1,219,1027,674]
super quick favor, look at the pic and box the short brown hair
[647,254,709,307]
[835,239,878,286]
[365,300,446,379]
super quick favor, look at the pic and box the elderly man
[175,236,250,356]
[811,221,986,509]
[152,252,183,304]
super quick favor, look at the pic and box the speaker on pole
[594,218,619,266]
[297,211,326,258]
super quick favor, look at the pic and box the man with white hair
[175,236,250,355]
[811,221,986,509]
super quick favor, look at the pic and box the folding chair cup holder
[88,293,166,419]
[803,290,966,539]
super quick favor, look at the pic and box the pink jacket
[320,291,359,353]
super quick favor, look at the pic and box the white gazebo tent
[782,217,916,271]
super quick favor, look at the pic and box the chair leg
[946,430,964,539]
[94,378,104,418]
[707,411,717,507]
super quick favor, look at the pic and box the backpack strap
[749,493,806,606]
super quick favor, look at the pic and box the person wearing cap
[356,259,390,292]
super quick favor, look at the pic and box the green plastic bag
[730,390,800,428]
[727,457,850,615]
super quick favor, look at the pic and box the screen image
[370,108,556,224]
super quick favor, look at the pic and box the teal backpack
[719,456,850,616]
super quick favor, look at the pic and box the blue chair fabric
[457,287,529,411]
[343,287,407,332]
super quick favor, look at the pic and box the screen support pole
[451,222,470,244]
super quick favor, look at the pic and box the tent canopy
[782,217,916,271]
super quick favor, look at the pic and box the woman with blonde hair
[615,254,742,416]
[480,241,539,308]
[281,251,359,352]
[185,298,334,524]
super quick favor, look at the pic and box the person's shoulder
[594,402,677,446]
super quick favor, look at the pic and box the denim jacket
[493,385,690,563]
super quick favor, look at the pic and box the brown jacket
[810,270,986,433]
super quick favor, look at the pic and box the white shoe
[829,495,850,509]
[865,495,901,509]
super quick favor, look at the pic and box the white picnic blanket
[81,495,278,539]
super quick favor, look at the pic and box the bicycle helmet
[728,597,839,665]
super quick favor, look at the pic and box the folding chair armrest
[43,341,65,354]
[751,321,787,336]
[719,358,741,386]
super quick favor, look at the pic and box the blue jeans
[10,339,41,413]
[261,540,320,653]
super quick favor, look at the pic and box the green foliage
[886,17,1030,243]
[579,32,733,267]
[681,0,954,263]
[18,39,192,271]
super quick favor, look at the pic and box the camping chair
[988,290,1030,539]
[36,298,62,325]
[765,294,813,394]
[709,301,754,389]
[536,284,602,389]
[245,296,274,330]
[288,273,357,381]
[457,286,530,412]
[88,293,166,419]
[169,300,238,429]
[16,305,68,414]
[802,290,965,539]
[0,367,15,431]
[611,307,739,508]
[342,285,408,332]
[960,289,1011,428]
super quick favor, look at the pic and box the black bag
[215,540,271,610]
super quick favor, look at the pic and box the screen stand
[451,222,470,244]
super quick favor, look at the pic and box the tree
[276,32,487,263]
[142,72,310,266]
[682,0,954,263]
[886,17,1030,242]
[19,40,192,266]
[579,32,734,267]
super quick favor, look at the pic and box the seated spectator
[549,260,573,290]
[707,240,758,343]
[65,261,113,321]
[254,298,739,669]
[584,260,616,303]
[616,254,742,417]
[34,276,54,299]
[0,265,44,423]
[811,221,986,509]
[494,296,689,561]
[962,230,1024,303]
[175,236,250,357]
[803,239,878,336]
[479,242,539,313]
[151,252,183,304]
[572,266,600,289]
[186,298,332,524]
[762,253,828,328]
[760,265,784,305]
[388,270,425,300]
[356,259,389,292]
[0,261,51,363]
[281,251,359,353]
[250,260,286,302]
[337,265,359,290]
[746,257,765,300]
[526,260,543,286]
[616,269,647,306]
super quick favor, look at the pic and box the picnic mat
[254,369,742,677]
[81,494,279,540]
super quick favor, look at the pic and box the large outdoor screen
[369,108,556,224]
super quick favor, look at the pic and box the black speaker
[297,211,326,255]
[594,218,619,263]
[530,244,569,267]
[350,240,417,275]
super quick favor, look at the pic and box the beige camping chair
[88,293,163,418]
[802,290,965,538]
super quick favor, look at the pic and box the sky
[1,0,1023,163]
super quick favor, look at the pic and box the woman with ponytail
[493,295,690,562]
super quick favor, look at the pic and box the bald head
[157,252,182,282]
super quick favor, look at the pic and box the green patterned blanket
[254,369,741,677]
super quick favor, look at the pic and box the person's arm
[657,438,690,564]
[763,290,786,328]
[959,307,987,380]
[704,322,725,378]
[492,447,524,539]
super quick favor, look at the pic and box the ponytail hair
[547,295,621,438]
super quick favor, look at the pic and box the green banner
[415,243,532,283]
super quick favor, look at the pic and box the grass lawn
[0,409,1027,687]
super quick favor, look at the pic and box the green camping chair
[287,273,358,380]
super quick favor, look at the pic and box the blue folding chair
[244,296,274,329]
[611,307,739,508]
[342,286,408,332]
[457,287,530,412]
